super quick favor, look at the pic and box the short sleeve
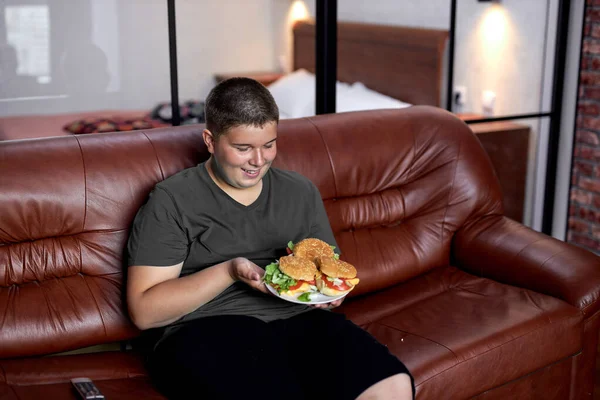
[308,182,340,254]
[127,187,189,267]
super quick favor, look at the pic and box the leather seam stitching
[377,322,460,361]
[142,131,165,181]
[0,228,128,247]
[306,117,339,197]
[0,362,7,383]
[1,271,123,289]
[74,136,88,232]
[511,238,547,262]
[82,275,108,338]
[440,139,462,247]
[78,232,83,275]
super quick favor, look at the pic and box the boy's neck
[205,158,263,206]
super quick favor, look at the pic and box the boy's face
[203,122,277,189]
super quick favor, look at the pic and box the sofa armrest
[453,215,600,317]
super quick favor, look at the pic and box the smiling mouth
[242,168,260,176]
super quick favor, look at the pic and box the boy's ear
[203,129,215,154]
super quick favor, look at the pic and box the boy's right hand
[229,257,270,294]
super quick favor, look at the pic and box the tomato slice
[286,247,293,255]
[321,276,351,291]
[288,279,316,291]
[288,281,303,291]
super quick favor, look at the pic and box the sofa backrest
[273,107,503,297]
[0,125,208,358]
[0,106,502,358]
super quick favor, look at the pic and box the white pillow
[269,70,411,118]
[268,69,315,118]
[336,82,412,113]
[297,80,353,117]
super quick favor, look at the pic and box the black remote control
[71,377,105,399]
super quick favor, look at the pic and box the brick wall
[567,1,600,254]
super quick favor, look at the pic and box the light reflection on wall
[290,0,309,22]
[482,6,507,45]
[477,5,514,102]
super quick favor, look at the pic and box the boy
[126,78,414,399]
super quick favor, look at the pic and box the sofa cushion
[4,378,164,400]
[0,351,165,399]
[0,351,147,385]
[338,266,583,399]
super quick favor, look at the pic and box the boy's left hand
[310,297,345,309]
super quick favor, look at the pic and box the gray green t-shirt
[127,162,338,345]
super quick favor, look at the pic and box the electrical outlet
[454,86,467,106]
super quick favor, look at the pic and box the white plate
[264,282,347,305]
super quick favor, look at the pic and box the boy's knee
[357,373,413,400]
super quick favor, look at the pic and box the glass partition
[0,0,171,140]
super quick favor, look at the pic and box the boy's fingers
[254,281,270,294]
[237,262,262,281]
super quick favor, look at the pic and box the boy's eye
[264,144,274,149]
[236,147,250,152]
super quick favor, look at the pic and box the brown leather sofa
[2,106,600,399]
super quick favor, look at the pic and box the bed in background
[269,20,529,224]
[268,20,449,119]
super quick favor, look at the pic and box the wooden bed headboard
[293,20,448,107]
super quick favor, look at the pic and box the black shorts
[148,310,414,400]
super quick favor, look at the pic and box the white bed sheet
[269,69,411,119]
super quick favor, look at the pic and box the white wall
[175,0,277,102]
[116,0,171,112]
[303,0,448,29]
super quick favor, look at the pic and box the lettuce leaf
[297,292,312,302]
[287,241,295,251]
[263,262,297,293]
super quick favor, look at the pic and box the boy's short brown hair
[204,77,279,139]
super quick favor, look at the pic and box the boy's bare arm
[127,258,268,330]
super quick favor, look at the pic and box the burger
[315,256,360,296]
[289,238,338,262]
[263,255,317,296]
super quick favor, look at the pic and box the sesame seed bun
[315,271,360,296]
[316,257,357,279]
[278,255,317,281]
[293,238,335,263]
